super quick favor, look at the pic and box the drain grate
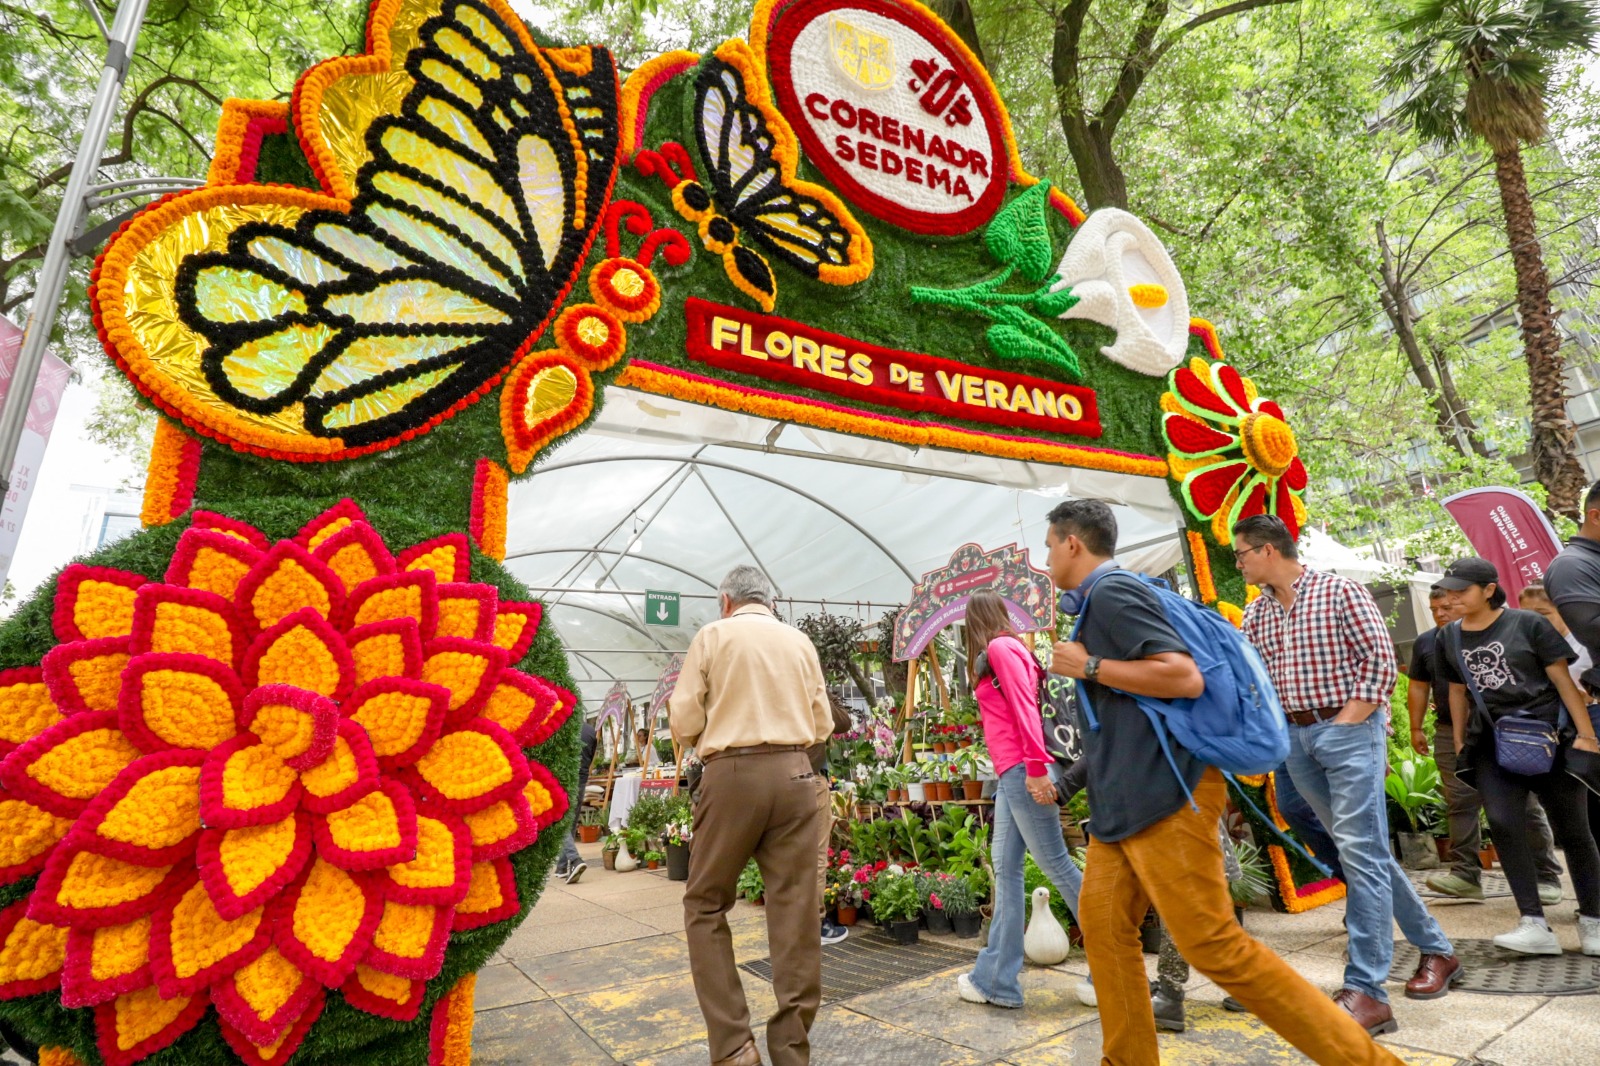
[1391,939,1600,996]
[740,931,975,1002]
[1408,869,1516,900]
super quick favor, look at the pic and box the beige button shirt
[669,604,833,757]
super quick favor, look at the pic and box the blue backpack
[1070,570,1288,809]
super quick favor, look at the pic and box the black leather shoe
[1151,986,1185,1033]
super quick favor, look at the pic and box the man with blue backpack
[1235,514,1459,1038]
[1047,500,1406,1066]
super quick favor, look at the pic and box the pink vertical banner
[1441,486,1564,603]
[0,317,72,582]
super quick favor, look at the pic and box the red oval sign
[763,0,1010,236]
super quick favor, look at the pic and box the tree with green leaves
[1386,0,1600,518]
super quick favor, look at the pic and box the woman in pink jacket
[958,590,1085,1008]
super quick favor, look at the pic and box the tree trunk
[1426,339,1493,459]
[1061,123,1130,210]
[1375,222,1487,459]
[927,0,986,67]
[1492,146,1587,518]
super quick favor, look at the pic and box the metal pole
[0,0,152,496]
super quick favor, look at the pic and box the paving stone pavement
[469,842,1600,1065]
[1,843,1579,1064]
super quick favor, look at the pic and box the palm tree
[1386,0,1600,518]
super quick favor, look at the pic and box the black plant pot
[950,911,981,939]
[888,918,920,945]
[1139,912,1162,955]
[666,842,690,881]
[925,908,953,936]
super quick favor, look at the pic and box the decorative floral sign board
[892,543,1054,662]
[0,0,1328,1061]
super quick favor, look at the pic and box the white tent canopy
[504,386,1186,710]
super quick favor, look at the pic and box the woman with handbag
[956,590,1085,1008]
[1437,557,1600,956]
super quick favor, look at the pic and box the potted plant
[1228,837,1273,923]
[601,832,621,871]
[617,827,647,873]
[934,763,954,802]
[738,859,765,905]
[664,814,693,881]
[872,871,922,945]
[906,766,926,803]
[882,764,905,804]
[951,747,986,801]
[1385,753,1442,870]
[941,877,981,938]
[1478,812,1497,869]
[922,873,954,935]
[578,809,603,844]
[644,849,665,871]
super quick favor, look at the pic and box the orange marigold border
[427,973,477,1066]
[140,420,202,528]
[1186,530,1217,604]
[616,362,1167,476]
[470,460,509,562]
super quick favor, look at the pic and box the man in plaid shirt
[1235,515,1458,1038]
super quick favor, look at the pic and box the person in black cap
[1435,556,1600,956]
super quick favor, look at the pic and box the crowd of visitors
[650,485,1600,1066]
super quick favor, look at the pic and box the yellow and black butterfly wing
[692,41,871,285]
[175,0,618,447]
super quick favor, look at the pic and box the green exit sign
[645,590,680,626]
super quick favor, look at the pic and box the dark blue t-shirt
[1076,573,1206,842]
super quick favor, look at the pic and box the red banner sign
[684,298,1101,438]
[1442,486,1564,603]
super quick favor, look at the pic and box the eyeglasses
[1235,544,1269,558]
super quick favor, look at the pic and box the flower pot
[666,842,690,881]
[602,848,618,871]
[753,895,765,906]
[1396,831,1439,870]
[646,859,660,870]
[886,789,902,804]
[961,779,983,801]
[925,908,953,935]
[888,918,920,945]
[578,824,601,844]
[936,782,954,802]
[907,782,925,802]
[1435,836,1453,861]
[837,904,857,926]
[1479,844,1498,870]
[951,911,981,938]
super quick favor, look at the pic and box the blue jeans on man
[1286,716,1452,1003]
[968,764,1084,1007]
[1275,759,1345,883]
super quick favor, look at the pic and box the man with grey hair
[671,565,833,1066]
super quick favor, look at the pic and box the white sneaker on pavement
[1579,915,1600,957]
[1075,976,1097,1008]
[957,973,989,1004]
[1494,916,1562,956]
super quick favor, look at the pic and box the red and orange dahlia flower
[0,502,571,1065]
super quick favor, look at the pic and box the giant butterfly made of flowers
[0,502,572,1064]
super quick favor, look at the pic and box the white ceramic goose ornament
[1023,886,1071,965]
[614,837,638,873]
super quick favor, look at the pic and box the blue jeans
[969,764,1083,1007]
[1286,716,1452,1002]
[1274,759,1345,882]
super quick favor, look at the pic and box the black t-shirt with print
[1436,609,1572,725]
[1408,627,1450,726]
[1076,572,1205,843]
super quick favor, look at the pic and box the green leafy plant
[1229,837,1273,908]
[869,871,922,923]
[643,850,665,864]
[1385,751,1443,833]
[621,827,649,857]
[737,859,765,902]
[890,808,940,870]
[909,182,1082,377]
[627,792,671,839]
[933,875,979,917]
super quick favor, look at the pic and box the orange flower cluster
[616,362,1169,477]
[1186,531,1217,604]
[0,503,573,1065]
[204,99,289,186]
[140,420,202,528]
[471,460,510,562]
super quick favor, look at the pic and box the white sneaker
[957,973,989,1004]
[1580,916,1600,957]
[1075,976,1097,1008]
[1539,882,1564,906]
[1494,917,1562,956]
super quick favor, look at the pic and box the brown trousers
[684,750,826,1065]
[1081,769,1405,1066]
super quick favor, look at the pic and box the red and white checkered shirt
[1242,567,1397,714]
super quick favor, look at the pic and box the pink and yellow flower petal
[116,654,242,753]
[0,900,68,999]
[342,964,425,1021]
[199,736,303,830]
[292,500,368,553]
[313,780,418,871]
[234,540,347,634]
[421,638,508,723]
[489,601,541,662]
[345,571,438,634]
[347,618,425,687]
[0,667,64,759]
[29,849,182,929]
[409,720,529,813]
[481,670,567,746]
[296,720,381,814]
[189,512,269,551]
[52,565,147,644]
[241,685,338,770]
[0,713,141,817]
[148,875,270,997]
[210,945,318,1047]
[431,583,497,643]
[164,528,264,601]
[242,609,354,700]
[217,986,324,1065]
[364,900,451,980]
[196,809,313,922]
[451,858,519,930]
[61,916,152,1008]
[345,678,449,770]
[41,637,132,715]
[310,522,396,593]
[0,787,74,884]
[397,534,470,584]
[524,760,570,833]
[128,585,244,666]
[271,859,382,988]
[381,813,472,907]
[66,750,205,866]
[93,984,207,1066]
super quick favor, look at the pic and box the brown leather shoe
[1333,988,1398,1037]
[1404,952,1462,1000]
[711,1038,762,1066]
